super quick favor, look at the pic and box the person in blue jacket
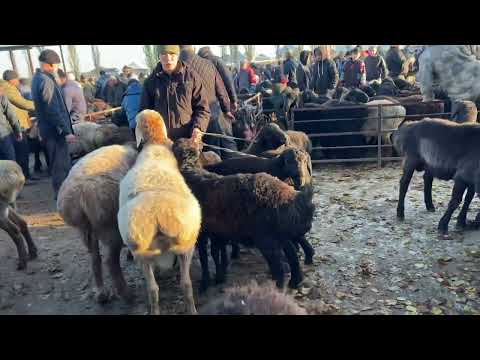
[121,74,142,134]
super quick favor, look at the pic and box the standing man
[364,46,388,84]
[343,47,367,88]
[58,70,87,123]
[119,65,133,86]
[311,46,338,97]
[0,83,22,161]
[140,45,210,143]
[0,70,40,182]
[296,50,312,91]
[236,60,257,93]
[31,49,75,199]
[283,51,297,86]
[180,45,236,159]
[386,45,408,79]
[121,74,142,134]
[95,70,109,100]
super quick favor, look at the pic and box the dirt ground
[1,162,479,315]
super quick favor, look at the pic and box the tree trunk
[67,45,81,80]
[91,45,101,76]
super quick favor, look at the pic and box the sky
[0,45,280,78]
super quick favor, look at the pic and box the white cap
[129,74,139,81]
[67,73,76,81]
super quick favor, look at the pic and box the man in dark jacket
[31,49,75,199]
[386,45,407,79]
[198,46,238,112]
[296,50,312,91]
[95,70,109,100]
[364,46,388,83]
[343,48,367,88]
[0,83,22,161]
[181,45,236,159]
[103,76,126,107]
[140,45,210,143]
[283,51,297,86]
[311,47,338,96]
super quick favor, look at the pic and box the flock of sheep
[1,90,480,314]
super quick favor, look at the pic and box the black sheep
[391,118,480,234]
[172,139,315,291]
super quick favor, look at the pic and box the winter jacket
[62,80,87,123]
[0,80,34,131]
[104,82,126,107]
[296,63,312,91]
[140,61,210,141]
[364,55,388,81]
[121,79,142,129]
[198,48,238,104]
[310,59,339,95]
[19,85,32,100]
[283,58,298,85]
[95,74,109,99]
[181,52,231,114]
[31,69,73,140]
[0,95,21,138]
[237,67,256,91]
[82,82,96,103]
[343,59,367,88]
[386,47,407,78]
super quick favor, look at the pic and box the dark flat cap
[3,70,18,81]
[38,49,61,65]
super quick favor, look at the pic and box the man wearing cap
[31,49,75,199]
[57,70,87,123]
[140,45,210,143]
[0,70,40,182]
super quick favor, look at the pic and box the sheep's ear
[135,126,144,149]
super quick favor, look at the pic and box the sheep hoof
[199,281,210,294]
[396,215,405,222]
[304,257,314,265]
[126,251,134,262]
[455,221,467,230]
[426,207,435,213]
[215,274,226,285]
[16,259,27,270]
[95,289,111,304]
[288,277,303,289]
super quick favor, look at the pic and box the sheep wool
[0,160,25,205]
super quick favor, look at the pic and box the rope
[200,131,252,143]
[201,142,258,158]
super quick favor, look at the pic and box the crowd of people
[0,45,420,203]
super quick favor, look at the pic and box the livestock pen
[291,100,449,168]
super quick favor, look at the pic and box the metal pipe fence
[291,100,449,168]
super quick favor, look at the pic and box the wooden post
[9,50,17,73]
[377,104,382,169]
[59,45,67,72]
[26,48,34,77]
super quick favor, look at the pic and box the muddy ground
[1,162,479,315]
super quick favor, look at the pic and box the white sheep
[0,160,37,269]
[118,110,202,315]
[57,144,138,303]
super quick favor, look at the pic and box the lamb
[363,99,406,144]
[172,138,315,292]
[0,160,37,270]
[244,123,312,157]
[57,143,138,303]
[69,122,135,159]
[199,281,307,315]
[118,110,201,315]
[391,118,480,234]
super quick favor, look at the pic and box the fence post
[377,104,382,169]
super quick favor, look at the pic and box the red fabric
[247,67,257,84]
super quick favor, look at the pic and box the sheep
[451,100,478,124]
[172,138,315,292]
[363,99,406,144]
[117,110,201,315]
[391,118,480,234]
[69,122,135,159]
[200,151,222,166]
[244,123,312,157]
[57,144,138,303]
[0,160,37,270]
[199,281,307,315]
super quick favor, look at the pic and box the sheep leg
[107,240,133,304]
[282,240,303,289]
[211,237,228,285]
[0,216,28,270]
[438,179,467,235]
[88,232,109,304]
[8,209,37,260]
[397,161,416,220]
[141,262,160,315]
[423,172,435,212]
[456,186,475,229]
[197,233,211,293]
[126,249,134,262]
[230,242,240,260]
[295,235,315,265]
[257,239,285,289]
[178,247,197,315]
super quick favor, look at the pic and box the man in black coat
[31,50,75,199]
[310,47,339,96]
[283,51,297,87]
[386,45,408,79]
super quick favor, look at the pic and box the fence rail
[291,100,449,168]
